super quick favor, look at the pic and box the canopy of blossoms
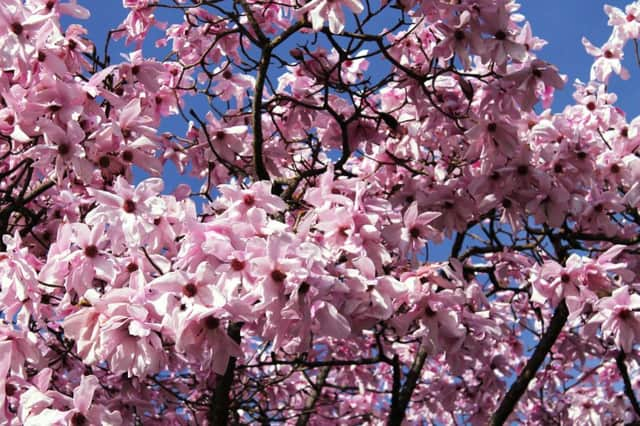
[0,0,639,424]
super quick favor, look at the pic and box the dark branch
[296,366,330,426]
[616,351,640,420]
[388,345,428,426]
[208,322,242,426]
[490,300,569,425]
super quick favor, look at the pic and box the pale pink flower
[591,286,640,353]
[297,0,364,34]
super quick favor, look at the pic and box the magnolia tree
[2,0,640,424]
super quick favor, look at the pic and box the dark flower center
[618,308,633,321]
[243,194,255,206]
[409,227,421,238]
[98,155,110,168]
[123,199,136,213]
[298,281,310,294]
[84,245,98,258]
[57,143,70,156]
[271,269,287,283]
[231,258,245,271]
[183,283,198,297]
[516,164,528,176]
[70,412,88,426]
[122,150,134,162]
[204,316,220,329]
[5,383,17,396]
[10,22,23,36]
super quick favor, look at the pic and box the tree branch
[296,366,330,426]
[388,345,428,426]
[490,300,569,426]
[252,46,272,181]
[208,322,242,426]
[616,351,640,420]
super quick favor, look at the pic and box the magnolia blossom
[590,286,640,353]
[297,0,364,34]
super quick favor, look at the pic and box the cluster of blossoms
[0,0,640,424]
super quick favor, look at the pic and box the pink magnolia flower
[503,59,565,111]
[297,0,364,34]
[24,375,122,426]
[479,4,526,67]
[147,262,226,316]
[582,36,629,82]
[64,289,165,376]
[86,177,166,248]
[32,120,94,183]
[382,201,440,261]
[250,234,307,308]
[605,3,640,39]
[39,222,117,296]
[432,10,478,70]
[217,180,287,217]
[209,65,254,108]
[173,305,242,375]
[590,286,640,353]
[464,115,520,159]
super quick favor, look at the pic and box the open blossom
[588,286,640,353]
[39,222,117,296]
[24,375,122,426]
[503,59,565,110]
[86,177,166,247]
[173,305,242,375]
[382,201,440,261]
[605,3,640,39]
[582,36,630,82]
[297,0,364,34]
